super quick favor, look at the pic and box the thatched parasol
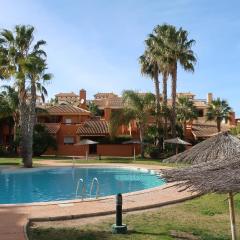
[164,137,191,154]
[161,154,240,240]
[163,132,240,164]
[123,140,146,160]
[75,139,98,160]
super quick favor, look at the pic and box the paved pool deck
[0,161,197,240]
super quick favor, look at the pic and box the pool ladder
[75,177,100,200]
[75,178,85,200]
[90,177,100,199]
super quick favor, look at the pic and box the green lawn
[0,156,186,167]
[28,194,240,240]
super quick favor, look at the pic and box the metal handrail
[90,177,99,199]
[75,178,85,200]
[72,156,76,168]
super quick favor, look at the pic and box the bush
[33,124,57,156]
[146,145,161,159]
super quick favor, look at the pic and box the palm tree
[110,90,155,158]
[0,25,49,167]
[166,26,197,137]
[176,96,198,138]
[206,98,232,132]
[0,86,19,141]
[139,25,170,133]
[139,53,161,129]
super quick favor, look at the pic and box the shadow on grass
[28,228,170,240]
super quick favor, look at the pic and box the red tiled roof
[76,120,109,136]
[93,97,124,109]
[45,104,90,115]
[55,92,78,97]
[43,123,61,134]
[191,124,230,138]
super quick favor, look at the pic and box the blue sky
[1,0,240,115]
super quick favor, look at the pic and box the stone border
[28,193,200,223]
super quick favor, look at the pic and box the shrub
[33,124,57,156]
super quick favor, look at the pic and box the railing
[90,177,100,199]
[72,156,75,167]
[75,178,85,200]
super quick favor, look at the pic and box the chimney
[229,112,236,126]
[207,93,213,104]
[79,89,86,109]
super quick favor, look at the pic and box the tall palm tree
[0,86,19,141]
[176,96,198,138]
[110,90,155,158]
[206,98,232,132]
[139,53,161,129]
[166,26,197,137]
[0,25,49,167]
[140,24,172,147]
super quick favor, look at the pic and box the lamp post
[112,193,127,234]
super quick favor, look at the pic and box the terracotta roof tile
[191,124,230,138]
[93,97,124,109]
[42,123,61,134]
[46,104,90,115]
[76,120,109,136]
[55,92,78,97]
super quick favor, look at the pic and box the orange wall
[56,124,79,145]
[44,144,140,157]
[97,144,140,157]
[44,144,87,156]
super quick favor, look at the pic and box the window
[65,118,72,124]
[197,109,204,117]
[64,136,74,145]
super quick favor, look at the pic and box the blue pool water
[0,167,165,204]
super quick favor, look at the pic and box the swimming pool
[0,167,165,204]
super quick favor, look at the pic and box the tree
[109,90,155,158]
[33,124,57,156]
[166,26,196,137]
[206,98,232,132]
[139,24,170,139]
[230,124,240,137]
[0,86,19,141]
[0,25,50,167]
[176,96,198,138]
[140,24,196,139]
[88,101,101,116]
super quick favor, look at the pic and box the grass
[28,194,240,240]
[0,156,187,167]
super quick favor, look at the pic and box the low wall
[44,144,87,156]
[97,144,140,157]
[44,144,140,157]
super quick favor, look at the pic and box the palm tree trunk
[183,121,187,139]
[171,63,177,138]
[217,118,221,132]
[162,71,168,138]
[29,79,37,158]
[12,113,19,142]
[154,67,161,130]
[19,86,33,168]
[19,101,32,167]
